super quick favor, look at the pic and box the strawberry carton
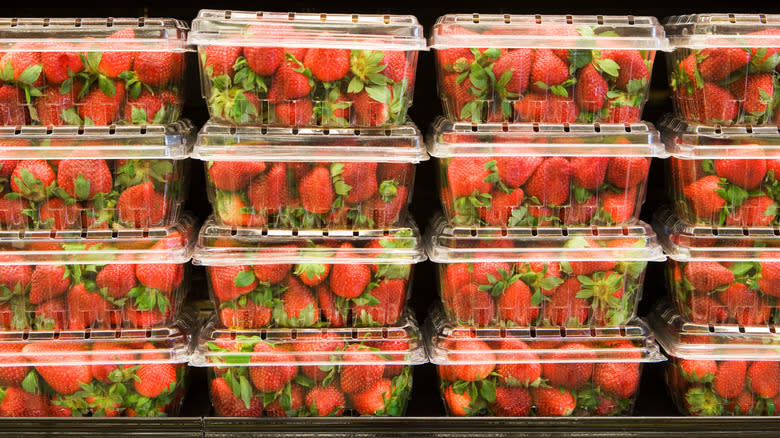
[0,122,193,230]
[194,216,425,329]
[0,323,190,417]
[428,117,665,227]
[661,116,780,227]
[651,304,780,415]
[430,14,668,124]
[190,315,425,416]
[426,215,665,327]
[0,214,195,330]
[656,209,780,326]
[427,308,665,416]
[194,120,426,229]
[0,17,189,126]
[665,14,780,126]
[188,10,425,127]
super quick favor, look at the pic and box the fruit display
[0,122,193,230]
[429,14,668,123]
[652,304,780,416]
[656,209,780,326]
[194,121,426,229]
[0,214,195,330]
[428,118,664,227]
[0,17,188,126]
[427,309,665,416]
[661,116,780,227]
[665,14,780,126]
[193,216,425,329]
[426,215,664,327]
[0,324,190,417]
[188,10,425,127]
[190,316,425,416]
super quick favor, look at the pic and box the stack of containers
[186,10,430,417]
[425,14,670,416]
[655,14,780,415]
[0,17,196,417]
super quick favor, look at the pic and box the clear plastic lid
[193,119,428,163]
[193,215,425,266]
[426,307,665,364]
[190,314,427,367]
[189,10,426,51]
[0,121,194,160]
[0,214,196,265]
[427,117,666,158]
[659,115,780,158]
[430,14,669,50]
[426,215,665,263]
[651,303,780,360]
[0,17,189,52]
[654,209,780,261]
[664,14,780,48]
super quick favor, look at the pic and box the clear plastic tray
[426,214,664,327]
[428,118,664,227]
[190,314,425,417]
[429,14,668,124]
[426,307,665,416]
[0,323,190,417]
[193,215,425,329]
[660,115,780,227]
[188,10,426,127]
[0,121,193,230]
[0,17,189,126]
[664,14,780,126]
[651,304,780,415]
[194,120,427,229]
[0,214,196,330]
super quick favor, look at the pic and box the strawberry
[496,279,538,325]
[0,50,41,84]
[317,284,346,327]
[748,361,779,398]
[273,276,318,327]
[38,198,81,229]
[495,339,542,386]
[299,166,334,214]
[351,89,390,126]
[698,48,751,81]
[97,28,135,78]
[29,265,70,305]
[351,378,393,415]
[601,50,649,91]
[341,162,378,204]
[490,386,532,416]
[35,86,77,126]
[96,257,136,299]
[220,299,272,329]
[242,38,285,78]
[593,362,640,399]
[447,157,493,198]
[542,343,595,389]
[712,360,747,399]
[116,181,166,227]
[683,175,726,219]
[441,74,475,116]
[575,63,608,111]
[209,161,267,192]
[204,44,242,78]
[295,257,331,287]
[606,156,650,189]
[0,85,28,126]
[273,99,314,125]
[41,45,84,84]
[67,283,111,329]
[265,383,305,417]
[0,343,29,387]
[248,163,287,213]
[379,50,410,83]
[719,282,769,325]
[91,342,135,383]
[694,82,739,124]
[267,54,312,102]
[78,81,125,125]
[209,266,257,302]
[602,102,641,123]
[524,157,572,206]
[340,344,385,394]
[742,74,775,114]
[759,256,780,297]
[532,386,576,416]
[689,294,730,324]
[135,354,177,398]
[34,298,66,330]
[441,337,495,382]
[451,283,494,326]
[492,49,534,94]
[0,260,32,292]
[0,387,51,417]
[727,390,756,415]
[366,337,409,378]
[253,246,296,284]
[530,49,570,94]
[22,342,92,395]
[600,187,637,224]
[124,89,177,124]
[543,277,590,326]
[330,243,370,299]
[496,155,542,188]
[134,51,177,86]
[0,198,29,227]
[249,341,297,392]
[305,385,345,416]
[684,261,734,292]
[443,384,473,416]
[11,160,55,201]
[352,278,405,325]
[480,189,524,226]
[571,156,609,190]
[713,149,767,190]
[725,195,776,226]
[304,48,350,82]
[57,159,113,200]
[514,93,578,123]
[294,332,344,381]
[679,358,717,383]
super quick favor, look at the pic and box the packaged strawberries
[426,215,665,327]
[189,10,426,127]
[0,122,193,230]
[428,309,665,416]
[428,118,665,227]
[652,304,780,415]
[194,216,425,329]
[430,14,668,124]
[0,17,188,126]
[194,120,426,229]
[0,322,190,417]
[191,316,425,416]
[0,214,195,330]
[665,14,780,126]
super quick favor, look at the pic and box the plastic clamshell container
[194,120,427,229]
[665,14,780,126]
[0,122,194,230]
[0,17,189,126]
[655,208,780,326]
[0,324,190,417]
[652,305,780,415]
[426,308,665,416]
[426,215,665,327]
[190,315,426,417]
[193,215,425,329]
[0,214,195,330]
[429,14,668,124]
[428,117,665,227]
[188,10,426,127]
[660,115,780,227]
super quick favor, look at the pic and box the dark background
[1,4,778,419]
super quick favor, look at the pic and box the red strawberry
[11,160,55,201]
[340,162,378,204]
[0,343,29,387]
[41,46,84,84]
[0,387,51,417]
[727,390,756,415]
[0,85,28,126]
[317,284,346,327]
[351,89,390,126]
[294,332,344,381]
[575,63,608,111]
[718,282,768,325]
[601,49,650,90]
[97,28,135,78]
[443,384,473,416]
[725,195,776,226]
[299,166,334,214]
[600,187,637,224]
[543,277,590,326]
[267,55,312,102]
[209,161,267,192]
[304,48,350,82]
[330,243,371,299]
[135,353,177,398]
[480,189,524,226]
[451,283,494,326]
[366,337,409,378]
[593,362,640,399]
[96,257,136,299]
[491,386,532,416]
[116,181,166,227]
[134,51,177,86]
[204,45,242,78]
[209,266,257,302]
[35,298,66,330]
[496,155,542,188]
[241,25,288,76]
[351,378,393,415]
[379,50,410,83]
[606,156,650,189]
[211,377,262,416]
[684,261,734,292]
[124,89,177,124]
[248,163,288,214]
[253,246,296,284]
[274,276,318,327]
[340,344,385,394]
[572,156,609,190]
[759,255,780,298]
[713,149,767,190]
[0,50,41,84]
[742,74,775,113]
[493,49,534,94]
[496,279,538,325]
[689,294,730,324]
[542,343,595,389]
[38,198,81,229]
[565,195,597,226]
[78,81,126,125]
[67,283,111,329]
[698,48,751,81]
[441,337,496,382]
[748,361,779,398]
[679,359,717,383]
[57,159,113,200]
[305,385,345,416]
[683,175,726,219]
[220,299,272,329]
[273,99,314,125]
[440,74,476,116]
[352,278,405,325]
[35,86,77,126]
[0,198,28,227]
[29,265,70,305]
[249,341,298,393]
[533,386,576,416]
[448,157,492,197]
[694,82,739,124]
[712,360,747,399]
[530,49,570,94]
[265,383,304,416]
[495,339,542,386]
[602,102,641,123]
[524,157,572,206]
[22,342,92,395]
[91,342,135,383]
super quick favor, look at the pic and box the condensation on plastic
[430,14,670,50]
[660,115,780,158]
[188,10,427,51]
[664,14,780,49]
